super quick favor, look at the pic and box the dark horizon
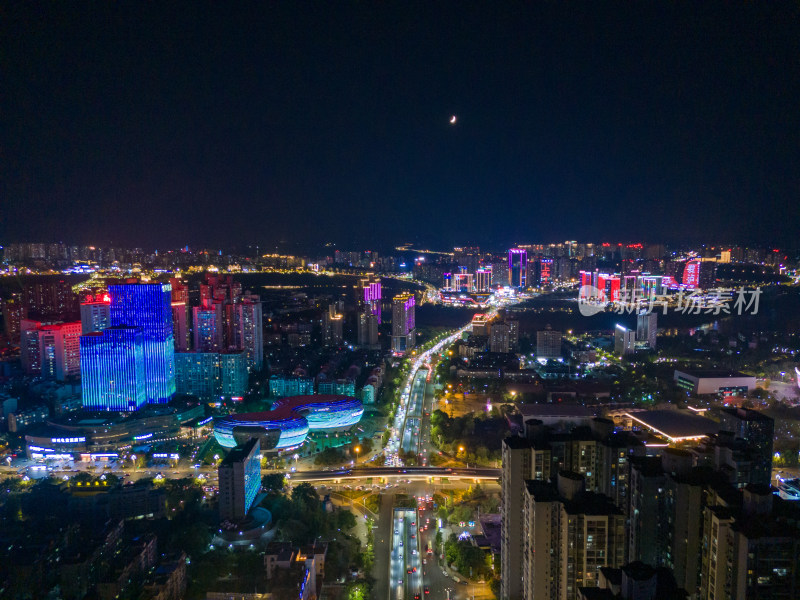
[4,3,800,249]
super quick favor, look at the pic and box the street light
[354,446,361,464]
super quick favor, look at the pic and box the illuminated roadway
[289,466,500,482]
[391,508,423,600]
[401,369,427,457]
[385,309,497,465]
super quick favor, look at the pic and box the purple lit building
[509,249,528,288]
[359,276,382,324]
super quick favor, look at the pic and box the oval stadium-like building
[214,395,364,451]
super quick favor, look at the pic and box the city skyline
[4,3,800,249]
[3,5,800,600]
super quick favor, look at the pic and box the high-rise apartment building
[536,325,562,359]
[614,324,635,356]
[80,295,111,334]
[20,319,82,380]
[174,351,248,401]
[193,304,223,352]
[358,275,382,323]
[358,310,379,348]
[2,294,25,344]
[502,437,553,600]
[700,486,800,600]
[80,326,147,411]
[22,278,79,320]
[522,474,626,600]
[20,319,43,375]
[322,305,344,347]
[169,278,190,352]
[391,293,416,353]
[627,456,667,566]
[718,407,774,486]
[194,276,262,370]
[218,437,261,522]
[490,320,519,353]
[636,311,657,349]
[491,259,510,287]
[502,422,644,600]
[109,283,176,404]
[454,246,481,274]
[235,293,263,370]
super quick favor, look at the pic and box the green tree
[72,471,94,484]
[262,473,286,493]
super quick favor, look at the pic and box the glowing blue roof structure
[214,395,364,450]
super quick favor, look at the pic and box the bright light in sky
[450,115,457,124]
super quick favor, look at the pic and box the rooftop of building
[674,369,752,379]
[222,394,362,424]
[503,435,541,450]
[221,438,259,465]
[524,479,621,515]
[719,406,773,422]
[518,403,595,418]
[51,400,202,428]
[477,514,501,554]
[732,514,800,540]
[629,455,665,477]
[265,541,295,561]
[563,491,623,516]
[599,565,622,586]
[626,409,721,442]
[524,479,561,502]
[577,589,615,600]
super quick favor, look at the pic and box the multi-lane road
[291,466,500,482]
[391,508,424,600]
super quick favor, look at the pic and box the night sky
[3,3,799,250]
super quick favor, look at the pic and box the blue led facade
[214,394,364,450]
[242,440,261,516]
[109,283,176,404]
[80,326,146,411]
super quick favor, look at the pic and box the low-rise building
[673,369,756,396]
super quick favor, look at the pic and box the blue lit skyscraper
[109,283,176,404]
[80,326,146,411]
[218,437,261,521]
